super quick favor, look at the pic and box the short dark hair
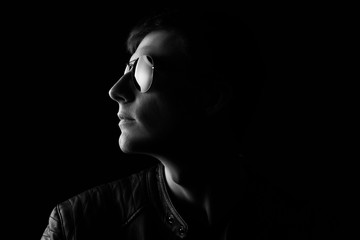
[126,9,267,146]
[127,10,265,73]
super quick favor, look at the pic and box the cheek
[136,94,180,137]
[119,95,175,153]
[119,89,204,154]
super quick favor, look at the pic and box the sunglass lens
[134,55,154,93]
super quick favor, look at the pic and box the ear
[202,80,233,116]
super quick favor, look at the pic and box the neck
[154,149,244,225]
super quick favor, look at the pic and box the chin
[119,133,156,155]
[119,134,136,154]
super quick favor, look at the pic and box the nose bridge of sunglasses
[123,58,138,75]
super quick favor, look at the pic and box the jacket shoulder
[41,205,65,240]
[41,164,158,240]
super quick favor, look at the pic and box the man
[41,9,329,239]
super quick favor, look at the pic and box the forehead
[130,30,185,62]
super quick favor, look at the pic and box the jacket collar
[146,163,188,238]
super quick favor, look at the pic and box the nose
[108,72,134,103]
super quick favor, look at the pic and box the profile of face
[109,30,199,156]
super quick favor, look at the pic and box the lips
[117,112,134,121]
[117,113,135,129]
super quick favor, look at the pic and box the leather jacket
[41,162,330,240]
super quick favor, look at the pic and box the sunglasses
[124,55,155,93]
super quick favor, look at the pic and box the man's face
[109,30,197,155]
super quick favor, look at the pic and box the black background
[3,2,355,238]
